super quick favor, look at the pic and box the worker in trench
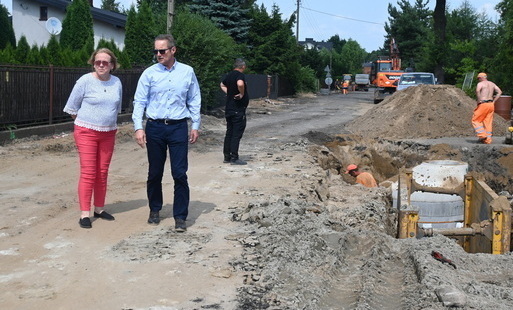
[344,164,378,188]
[472,72,502,144]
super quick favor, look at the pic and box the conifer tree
[384,0,431,68]
[46,35,63,65]
[124,1,157,65]
[0,4,16,49]
[123,6,138,64]
[189,0,250,43]
[60,0,94,53]
[14,36,30,64]
[101,0,121,13]
[495,0,513,94]
[27,45,43,65]
[0,43,15,63]
[247,5,301,81]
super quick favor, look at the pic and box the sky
[1,0,501,51]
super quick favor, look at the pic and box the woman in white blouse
[63,48,122,229]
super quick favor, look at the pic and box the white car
[396,72,436,91]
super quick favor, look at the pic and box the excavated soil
[346,84,509,139]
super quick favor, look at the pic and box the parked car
[396,72,436,91]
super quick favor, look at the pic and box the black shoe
[94,211,115,221]
[148,211,160,225]
[223,158,231,163]
[230,159,247,165]
[79,217,92,229]
[175,218,187,232]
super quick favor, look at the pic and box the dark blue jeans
[145,120,189,220]
[223,112,247,160]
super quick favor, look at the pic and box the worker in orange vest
[472,72,502,144]
[342,80,349,95]
[345,164,377,188]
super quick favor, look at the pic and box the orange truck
[369,38,404,103]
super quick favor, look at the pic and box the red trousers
[74,125,116,211]
[472,102,494,141]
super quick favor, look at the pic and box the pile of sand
[345,84,509,139]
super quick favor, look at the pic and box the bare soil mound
[345,84,509,139]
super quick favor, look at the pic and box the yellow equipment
[397,171,511,255]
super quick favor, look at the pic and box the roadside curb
[0,114,133,145]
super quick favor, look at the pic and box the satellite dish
[45,17,62,35]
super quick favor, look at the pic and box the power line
[300,0,324,39]
[301,6,385,26]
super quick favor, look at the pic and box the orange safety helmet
[477,72,487,79]
[345,164,358,174]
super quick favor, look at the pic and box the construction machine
[370,38,404,103]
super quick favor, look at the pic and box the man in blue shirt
[132,34,201,232]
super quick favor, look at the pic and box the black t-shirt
[223,70,249,115]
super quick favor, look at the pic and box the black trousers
[223,112,247,160]
[145,119,189,220]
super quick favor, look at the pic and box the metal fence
[0,64,294,130]
[0,64,142,129]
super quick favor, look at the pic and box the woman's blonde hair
[88,48,119,71]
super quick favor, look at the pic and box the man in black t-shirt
[220,58,249,165]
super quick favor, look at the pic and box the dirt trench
[230,87,513,309]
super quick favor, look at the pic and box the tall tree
[136,0,166,33]
[124,1,158,65]
[248,5,299,73]
[339,39,367,75]
[173,8,239,108]
[60,0,94,53]
[328,35,347,53]
[123,5,138,63]
[441,1,497,85]
[495,0,513,94]
[0,4,16,49]
[300,48,324,79]
[384,0,431,69]
[432,0,447,83]
[101,0,121,13]
[189,0,251,43]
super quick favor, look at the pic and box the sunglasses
[153,47,173,55]
[94,60,111,67]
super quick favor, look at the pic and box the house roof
[299,38,333,51]
[34,0,126,28]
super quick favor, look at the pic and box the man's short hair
[234,58,246,69]
[155,34,175,48]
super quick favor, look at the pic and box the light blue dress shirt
[132,60,201,131]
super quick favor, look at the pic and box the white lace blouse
[63,72,122,132]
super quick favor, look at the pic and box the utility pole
[296,0,300,43]
[167,0,175,34]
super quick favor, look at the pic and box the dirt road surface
[1,90,513,310]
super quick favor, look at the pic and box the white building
[12,0,126,49]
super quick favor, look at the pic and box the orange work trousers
[471,102,494,141]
